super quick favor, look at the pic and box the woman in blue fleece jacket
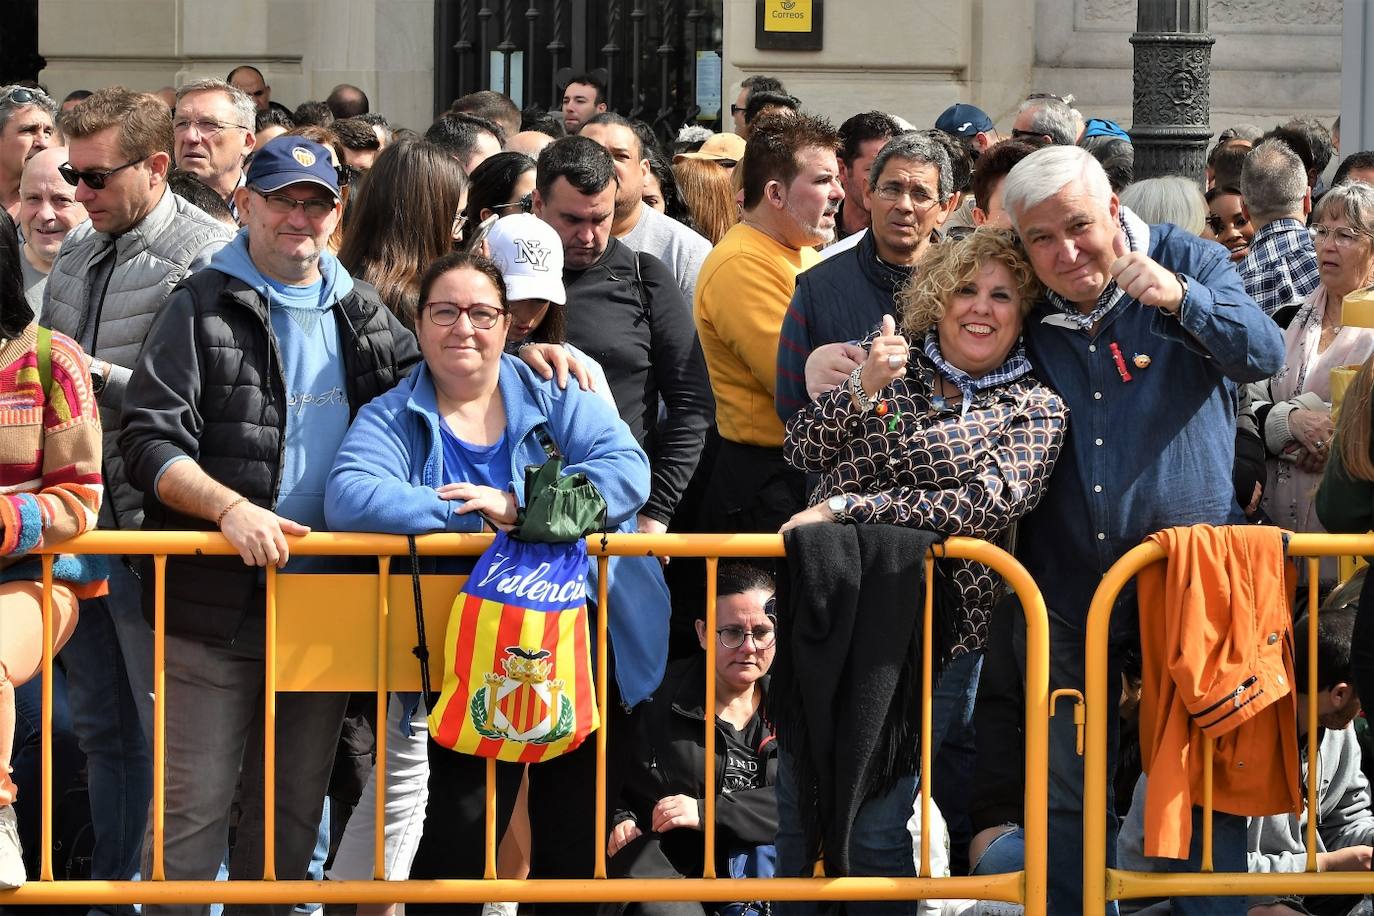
[324,252,670,905]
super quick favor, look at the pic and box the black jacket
[563,238,713,526]
[613,654,778,877]
[118,267,420,646]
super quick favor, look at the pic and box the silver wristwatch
[827,494,855,522]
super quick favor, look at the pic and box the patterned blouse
[782,346,1068,654]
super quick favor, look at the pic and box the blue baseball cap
[245,137,340,198]
[1081,118,1131,143]
[935,103,994,139]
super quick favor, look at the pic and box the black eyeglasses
[1011,128,1050,142]
[58,156,148,190]
[491,192,533,214]
[716,625,777,650]
[730,104,746,116]
[251,188,337,218]
[423,302,507,329]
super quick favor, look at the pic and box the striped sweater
[0,322,108,597]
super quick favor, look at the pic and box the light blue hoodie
[209,231,353,534]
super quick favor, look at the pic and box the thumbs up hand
[1109,229,1186,313]
[859,313,909,398]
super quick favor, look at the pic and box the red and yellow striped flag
[427,532,599,762]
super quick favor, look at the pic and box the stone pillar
[1129,0,1214,186]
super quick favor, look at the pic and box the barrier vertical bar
[375,555,392,881]
[39,555,55,882]
[1018,560,1050,916]
[594,554,610,879]
[1201,739,1213,871]
[153,553,168,881]
[264,563,278,880]
[918,555,934,878]
[702,556,718,878]
[485,758,498,879]
[1305,558,1320,873]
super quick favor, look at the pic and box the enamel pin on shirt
[1109,341,1132,382]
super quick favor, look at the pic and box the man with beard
[693,112,843,533]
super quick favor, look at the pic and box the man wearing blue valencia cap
[117,135,420,914]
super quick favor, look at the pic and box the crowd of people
[1,64,1373,916]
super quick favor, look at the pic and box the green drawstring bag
[510,428,608,544]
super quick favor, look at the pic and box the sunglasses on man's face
[58,156,148,190]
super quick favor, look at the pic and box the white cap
[486,213,566,306]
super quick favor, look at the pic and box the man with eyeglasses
[172,79,256,222]
[1238,138,1320,321]
[39,85,233,912]
[1011,93,1083,146]
[581,112,712,305]
[777,132,956,421]
[0,84,57,218]
[118,136,419,914]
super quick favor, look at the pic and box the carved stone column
[1129,0,1214,186]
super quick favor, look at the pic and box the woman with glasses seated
[1246,181,1374,570]
[606,563,778,914]
[325,251,669,914]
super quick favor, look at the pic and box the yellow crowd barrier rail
[8,531,1050,911]
[1084,532,1374,912]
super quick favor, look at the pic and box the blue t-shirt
[263,274,350,536]
[439,420,514,492]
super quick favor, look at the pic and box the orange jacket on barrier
[1136,525,1302,860]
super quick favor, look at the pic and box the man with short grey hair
[1239,138,1319,321]
[982,144,1283,915]
[780,131,955,418]
[0,84,57,217]
[1011,94,1082,146]
[173,79,256,220]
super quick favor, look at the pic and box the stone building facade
[36,0,1339,137]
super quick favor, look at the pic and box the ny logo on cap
[514,239,551,272]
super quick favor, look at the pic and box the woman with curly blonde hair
[775,225,1067,878]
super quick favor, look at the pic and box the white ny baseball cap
[486,214,566,306]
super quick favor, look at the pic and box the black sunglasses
[491,192,533,214]
[58,155,148,190]
[2,88,45,107]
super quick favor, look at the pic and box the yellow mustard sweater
[693,223,819,448]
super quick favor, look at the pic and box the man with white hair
[172,79,256,219]
[1011,94,1083,146]
[993,144,1283,914]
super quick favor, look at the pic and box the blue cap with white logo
[935,103,994,139]
[245,137,341,198]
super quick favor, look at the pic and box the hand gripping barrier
[1083,532,1374,913]
[10,531,1051,911]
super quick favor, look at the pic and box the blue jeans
[1040,612,1247,916]
[59,559,154,916]
[774,649,985,916]
[11,670,84,879]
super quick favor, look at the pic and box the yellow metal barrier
[8,532,1051,911]
[1083,532,1374,912]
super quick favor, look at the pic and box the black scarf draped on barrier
[770,522,955,876]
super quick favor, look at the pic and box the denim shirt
[1016,224,1285,626]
